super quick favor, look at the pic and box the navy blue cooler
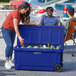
[14,25,64,72]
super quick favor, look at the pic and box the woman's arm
[23,22,41,26]
[13,18,24,45]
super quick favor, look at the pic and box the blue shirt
[40,16,59,26]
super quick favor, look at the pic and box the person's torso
[3,9,21,30]
[43,16,58,26]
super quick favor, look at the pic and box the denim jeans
[2,26,16,60]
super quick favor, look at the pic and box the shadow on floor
[0,36,3,39]
[62,61,76,72]
[0,59,16,76]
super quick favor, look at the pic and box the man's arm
[40,16,45,25]
[55,17,59,26]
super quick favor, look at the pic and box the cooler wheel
[54,64,61,72]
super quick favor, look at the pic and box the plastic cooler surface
[17,25,64,48]
[14,25,64,71]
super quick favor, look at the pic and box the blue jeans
[2,26,16,60]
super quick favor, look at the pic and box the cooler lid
[17,25,64,47]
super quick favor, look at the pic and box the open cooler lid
[17,25,64,47]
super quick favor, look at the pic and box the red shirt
[3,9,21,30]
[11,0,24,8]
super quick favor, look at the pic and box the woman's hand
[18,36,24,45]
[31,23,40,26]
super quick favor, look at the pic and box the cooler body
[14,25,64,71]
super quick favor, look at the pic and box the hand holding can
[18,36,24,45]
